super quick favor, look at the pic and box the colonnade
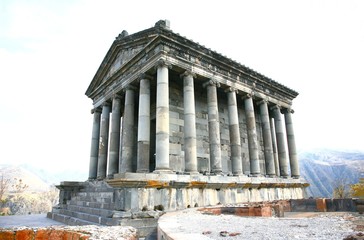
[88,61,300,180]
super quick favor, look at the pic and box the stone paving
[0,214,64,228]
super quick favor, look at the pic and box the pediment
[85,30,157,98]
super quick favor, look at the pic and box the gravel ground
[161,209,363,240]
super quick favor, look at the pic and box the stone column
[120,86,136,173]
[271,105,289,177]
[97,102,111,179]
[205,80,222,174]
[88,108,101,180]
[107,95,122,178]
[155,59,170,172]
[284,108,300,178]
[182,71,198,174]
[270,118,280,176]
[257,100,275,177]
[137,74,151,173]
[226,88,243,175]
[243,94,260,176]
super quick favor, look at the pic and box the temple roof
[85,20,298,107]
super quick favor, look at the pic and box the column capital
[91,107,102,114]
[224,87,237,93]
[112,93,122,100]
[256,99,268,105]
[180,70,196,79]
[270,104,281,111]
[123,84,137,92]
[241,92,254,100]
[138,73,153,81]
[282,108,295,114]
[155,58,171,69]
[202,79,220,88]
[102,101,111,107]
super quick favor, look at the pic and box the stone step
[66,204,114,218]
[67,200,115,210]
[47,212,99,226]
[59,209,108,225]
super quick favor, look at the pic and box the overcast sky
[1,0,363,173]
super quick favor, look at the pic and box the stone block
[316,198,327,212]
[326,198,357,212]
[290,199,317,212]
[272,204,284,217]
[35,229,51,239]
[0,230,14,240]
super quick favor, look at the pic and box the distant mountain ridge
[299,149,364,197]
[1,149,362,197]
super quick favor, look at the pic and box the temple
[49,20,308,232]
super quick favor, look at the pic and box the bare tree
[332,177,351,198]
[0,174,10,206]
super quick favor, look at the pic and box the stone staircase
[47,181,158,237]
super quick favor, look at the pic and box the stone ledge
[107,173,309,189]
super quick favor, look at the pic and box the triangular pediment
[85,28,159,98]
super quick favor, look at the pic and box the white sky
[0,0,363,173]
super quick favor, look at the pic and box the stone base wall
[113,186,305,212]
[109,173,308,212]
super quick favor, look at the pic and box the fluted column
[205,80,222,174]
[88,108,101,180]
[226,88,243,175]
[243,94,260,176]
[137,75,151,173]
[182,71,198,174]
[271,105,289,177]
[107,95,122,178]
[120,86,136,173]
[97,102,111,179]
[270,118,280,177]
[155,59,170,172]
[284,108,300,178]
[258,100,275,177]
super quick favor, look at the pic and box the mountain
[299,149,364,198]
[0,164,88,192]
[1,149,362,198]
[0,165,51,192]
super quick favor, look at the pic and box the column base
[266,174,276,178]
[183,171,200,175]
[249,173,262,177]
[153,169,173,174]
[232,172,244,176]
[136,169,150,173]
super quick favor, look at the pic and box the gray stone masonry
[155,60,170,172]
[89,108,101,180]
[137,76,151,173]
[272,105,289,177]
[206,80,222,174]
[108,95,121,178]
[120,87,135,173]
[244,95,260,176]
[258,100,275,176]
[97,103,110,179]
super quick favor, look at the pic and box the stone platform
[48,173,307,237]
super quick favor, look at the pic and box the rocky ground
[159,210,364,240]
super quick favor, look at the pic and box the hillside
[1,149,362,198]
[0,165,51,192]
[299,149,364,197]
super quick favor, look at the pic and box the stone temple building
[49,20,308,230]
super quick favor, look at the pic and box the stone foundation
[108,173,308,211]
